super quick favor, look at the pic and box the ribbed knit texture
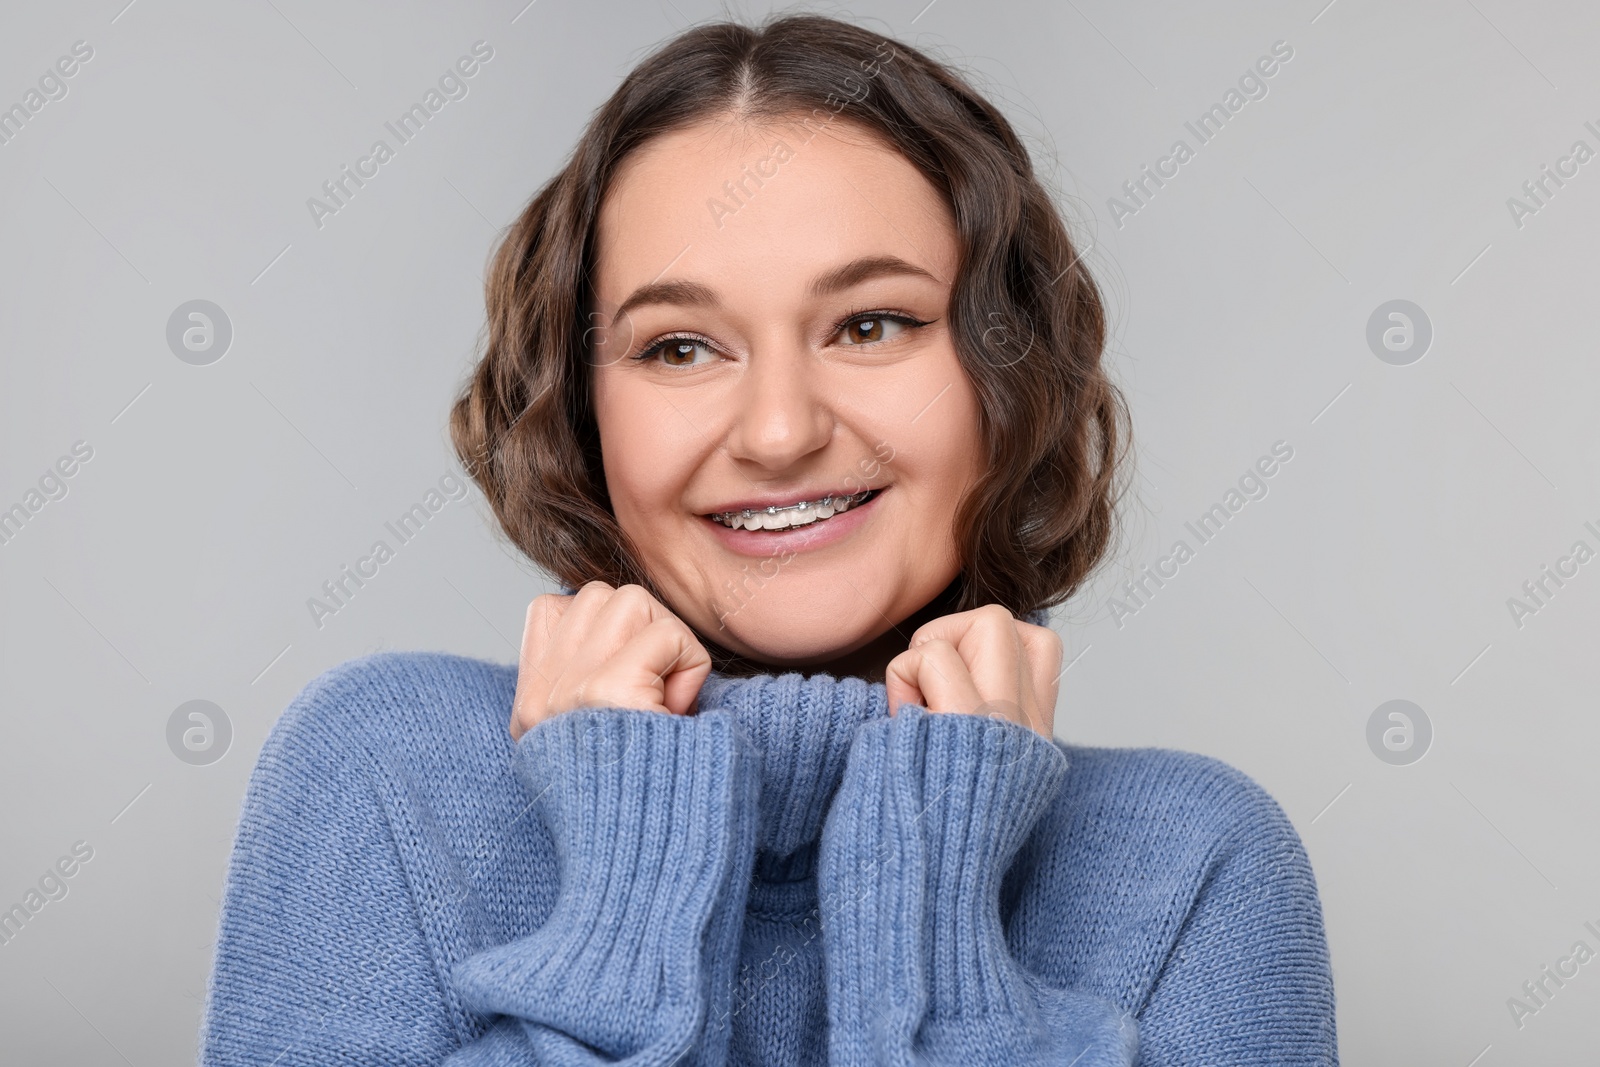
[198,650,1338,1065]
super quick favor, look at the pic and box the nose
[721,339,834,471]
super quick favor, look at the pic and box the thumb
[884,646,926,717]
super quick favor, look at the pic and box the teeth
[710,490,874,529]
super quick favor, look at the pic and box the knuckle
[648,612,690,647]
[613,583,655,613]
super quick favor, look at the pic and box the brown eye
[836,315,913,346]
[849,319,884,343]
[662,341,701,366]
[634,337,716,367]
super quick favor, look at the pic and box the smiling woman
[583,114,990,676]
[200,12,1338,1067]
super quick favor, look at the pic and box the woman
[200,14,1337,1066]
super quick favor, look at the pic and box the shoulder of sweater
[1039,741,1303,860]
[1006,744,1321,1011]
[259,649,518,772]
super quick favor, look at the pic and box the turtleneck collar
[697,669,889,917]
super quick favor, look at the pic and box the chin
[709,605,875,670]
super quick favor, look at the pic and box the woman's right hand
[509,580,712,741]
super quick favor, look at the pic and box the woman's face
[589,113,984,670]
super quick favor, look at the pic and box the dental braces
[710,488,875,525]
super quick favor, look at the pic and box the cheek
[917,367,984,490]
[873,367,983,518]
[924,413,984,513]
[592,371,697,526]
[593,373,647,509]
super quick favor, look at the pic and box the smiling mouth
[706,488,880,530]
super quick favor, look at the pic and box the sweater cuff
[819,703,1068,1054]
[916,707,1068,1015]
[451,707,759,1063]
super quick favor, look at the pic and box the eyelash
[629,309,932,367]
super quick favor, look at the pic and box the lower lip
[700,490,885,558]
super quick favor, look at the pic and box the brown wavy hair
[449,12,1131,661]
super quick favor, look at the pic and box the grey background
[2,0,1596,1063]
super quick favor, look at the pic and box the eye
[833,312,928,346]
[633,336,717,368]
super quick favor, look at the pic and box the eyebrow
[611,254,939,322]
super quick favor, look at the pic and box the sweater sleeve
[1133,785,1338,1065]
[446,706,760,1067]
[200,681,759,1067]
[817,703,1138,1067]
[199,682,472,1065]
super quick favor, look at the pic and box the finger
[563,615,712,717]
[1002,619,1043,738]
[908,605,1025,714]
[555,583,669,687]
[895,637,985,717]
[658,629,712,716]
[884,646,926,717]
[514,584,611,740]
[886,625,981,716]
[512,592,577,740]
[1014,621,1063,739]
[536,581,621,679]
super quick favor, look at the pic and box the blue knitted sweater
[199,650,1337,1065]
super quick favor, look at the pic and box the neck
[701,582,961,683]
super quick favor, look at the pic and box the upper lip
[700,485,883,516]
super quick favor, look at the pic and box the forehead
[591,115,958,300]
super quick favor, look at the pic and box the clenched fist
[885,604,1062,740]
[509,581,712,741]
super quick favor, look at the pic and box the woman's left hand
[885,605,1062,740]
